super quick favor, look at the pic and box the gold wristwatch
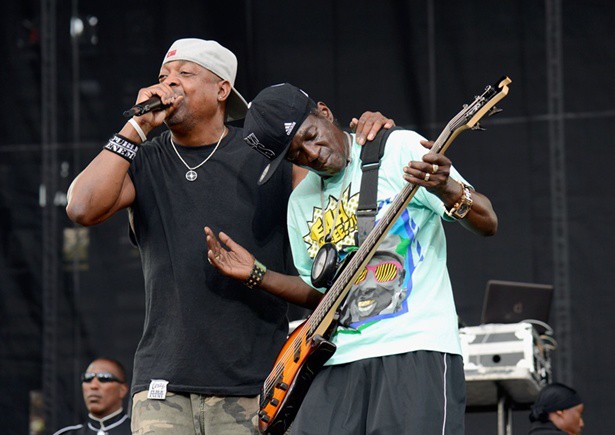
[445,181,473,220]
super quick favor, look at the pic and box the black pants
[291,351,466,435]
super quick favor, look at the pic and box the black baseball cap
[243,83,317,185]
[529,383,583,422]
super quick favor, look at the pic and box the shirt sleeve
[382,129,473,220]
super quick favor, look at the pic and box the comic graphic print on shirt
[301,183,426,330]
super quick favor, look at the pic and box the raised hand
[204,226,254,281]
[403,139,453,196]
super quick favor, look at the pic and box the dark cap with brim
[529,382,582,423]
[243,83,317,185]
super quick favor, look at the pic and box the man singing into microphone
[66,38,394,434]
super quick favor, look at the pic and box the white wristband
[128,118,147,142]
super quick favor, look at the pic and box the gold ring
[424,172,430,182]
[432,164,439,174]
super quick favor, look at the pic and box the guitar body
[259,323,336,435]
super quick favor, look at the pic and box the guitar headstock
[463,76,512,130]
[434,76,511,154]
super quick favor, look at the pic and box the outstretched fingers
[204,226,223,264]
[204,227,255,281]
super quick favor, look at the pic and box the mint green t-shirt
[287,130,468,365]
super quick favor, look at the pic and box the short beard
[164,109,197,135]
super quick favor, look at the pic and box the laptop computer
[481,280,554,325]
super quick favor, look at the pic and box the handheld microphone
[123,96,169,118]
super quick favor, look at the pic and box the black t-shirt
[128,126,294,396]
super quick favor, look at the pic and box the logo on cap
[244,133,275,159]
[284,122,296,136]
[166,50,177,58]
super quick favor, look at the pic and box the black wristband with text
[103,134,139,162]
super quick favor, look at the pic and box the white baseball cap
[162,38,249,121]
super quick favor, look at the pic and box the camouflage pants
[131,390,259,434]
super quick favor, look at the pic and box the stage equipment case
[460,322,551,406]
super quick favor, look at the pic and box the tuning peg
[471,123,485,131]
[487,106,503,117]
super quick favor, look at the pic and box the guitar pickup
[270,398,280,406]
[276,381,289,391]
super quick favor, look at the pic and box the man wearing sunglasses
[338,234,407,326]
[53,358,130,435]
[205,83,498,434]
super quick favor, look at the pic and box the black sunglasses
[81,372,124,383]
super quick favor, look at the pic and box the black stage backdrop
[1,1,613,434]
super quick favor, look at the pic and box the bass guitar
[258,76,512,435]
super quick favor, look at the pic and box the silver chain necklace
[319,132,354,243]
[170,127,227,181]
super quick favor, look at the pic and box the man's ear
[217,80,232,102]
[316,102,334,122]
[549,410,565,425]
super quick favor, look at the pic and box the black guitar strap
[356,126,403,246]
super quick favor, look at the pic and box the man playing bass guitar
[205,82,500,434]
